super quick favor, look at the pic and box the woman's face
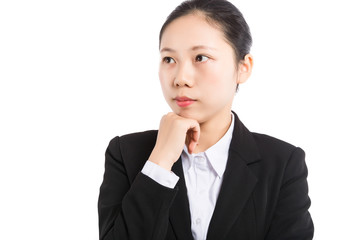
[159,13,246,124]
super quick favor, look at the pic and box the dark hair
[159,0,252,65]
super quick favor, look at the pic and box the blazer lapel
[169,158,194,240]
[206,112,261,240]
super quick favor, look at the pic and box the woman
[98,0,314,239]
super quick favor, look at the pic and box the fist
[148,113,200,171]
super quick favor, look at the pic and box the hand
[148,112,200,171]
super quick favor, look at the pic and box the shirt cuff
[141,160,179,188]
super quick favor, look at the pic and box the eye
[163,57,175,64]
[195,55,209,62]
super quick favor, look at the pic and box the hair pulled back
[159,0,252,64]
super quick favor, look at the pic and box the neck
[192,110,232,153]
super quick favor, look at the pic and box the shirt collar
[182,113,234,178]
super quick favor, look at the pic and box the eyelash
[162,55,210,64]
[195,55,209,62]
[162,57,175,64]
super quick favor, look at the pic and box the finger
[188,121,200,142]
[187,122,200,154]
[192,124,200,143]
[188,141,197,154]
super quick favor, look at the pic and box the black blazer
[98,112,314,240]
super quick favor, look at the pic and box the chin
[176,110,205,123]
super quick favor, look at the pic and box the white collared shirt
[142,114,234,240]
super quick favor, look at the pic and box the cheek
[159,68,171,92]
[198,63,236,92]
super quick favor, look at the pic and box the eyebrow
[160,45,217,53]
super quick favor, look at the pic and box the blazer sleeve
[98,136,178,240]
[265,147,314,240]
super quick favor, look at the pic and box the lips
[174,96,196,107]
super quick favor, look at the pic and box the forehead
[160,13,230,51]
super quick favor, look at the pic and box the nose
[174,61,194,87]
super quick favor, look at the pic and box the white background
[1,0,359,239]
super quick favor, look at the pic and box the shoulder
[231,112,304,164]
[118,130,158,146]
[250,132,306,168]
[108,130,158,150]
[106,130,158,180]
[252,132,299,154]
[107,130,158,161]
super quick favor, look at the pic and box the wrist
[148,151,175,172]
[148,159,173,172]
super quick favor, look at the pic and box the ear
[236,54,253,84]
